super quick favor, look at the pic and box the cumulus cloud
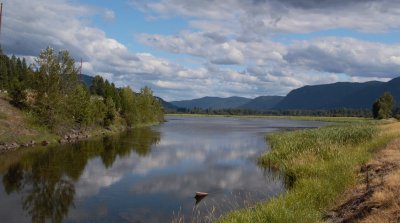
[134,0,400,34]
[138,32,286,66]
[285,37,400,77]
[3,0,233,100]
[3,0,400,100]
[132,0,400,99]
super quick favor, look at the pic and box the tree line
[171,92,400,119]
[172,107,374,117]
[0,47,164,134]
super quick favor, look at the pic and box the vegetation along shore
[219,117,400,223]
[0,47,164,152]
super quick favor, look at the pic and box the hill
[84,73,400,111]
[155,97,179,111]
[80,74,93,87]
[170,96,252,109]
[238,96,284,110]
[275,77,400,109]
[169,77,400,111]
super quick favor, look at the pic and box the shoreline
[0,122,162,154]
[1,90,163,154]
[0,119,162,154]
[219,119,400,223]
[326,138,400,222]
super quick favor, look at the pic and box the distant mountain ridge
[275,77,400,109]
[170,77,400,110]
[169,95,284,110]
[83,74,400,111]
[238,96,284,110]
[170,96,252,109]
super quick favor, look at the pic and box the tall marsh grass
[218,122,399,223]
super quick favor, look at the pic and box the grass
[329,134,400,222]
[218,119,400,223]
[0,96,59,144]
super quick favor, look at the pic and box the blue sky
[2,0,400,100]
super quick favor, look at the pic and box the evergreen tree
[1,47,164,133]
[103,97,116,127]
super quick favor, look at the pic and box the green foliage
[27,47,81,130]
[137,86,164,124]
[120,86,138,126]
[66,85,91,126]
[103,97,116,127]
[90,75,121,110]
[90,75,106,96]
[88,97,106,125]
[372,92,395,119]
[0,47,163,135]
[9,80,27,108]
[219,123,381,223]
[0,52,30,97]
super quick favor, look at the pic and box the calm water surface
[0,116,324,222]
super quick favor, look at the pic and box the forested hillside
[0,47,164,135]
[275,78,400,109]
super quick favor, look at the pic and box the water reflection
[0,116,324,223]
[1,128,160,223]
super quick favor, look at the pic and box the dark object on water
[194,192,208,205]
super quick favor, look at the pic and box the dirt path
[326,139,400,223]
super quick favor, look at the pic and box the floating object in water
[195,192,208,197]
[194,192,208,205]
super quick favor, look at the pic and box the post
[80,58,82,76]
[0,3,3,48]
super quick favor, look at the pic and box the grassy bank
[0,93,59,144]
[219,119,400,223]
[0,94,161,151]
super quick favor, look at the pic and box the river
[0,116,324,223]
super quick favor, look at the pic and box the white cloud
[285,37,400,77]
[134,0,400,34]
[3,0,400,101]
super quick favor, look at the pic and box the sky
[1,0,400,101]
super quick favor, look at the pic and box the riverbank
[326,137,400,222]
[219,119,400,223]
[0,94,56,152]
[0,95,160,153]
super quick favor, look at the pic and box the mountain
[155,97,179,111]
[170,96,252,109]
[80,74,93,87]
[83,73,400,111]
[239,96,284,110]
[275,77,400,109]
